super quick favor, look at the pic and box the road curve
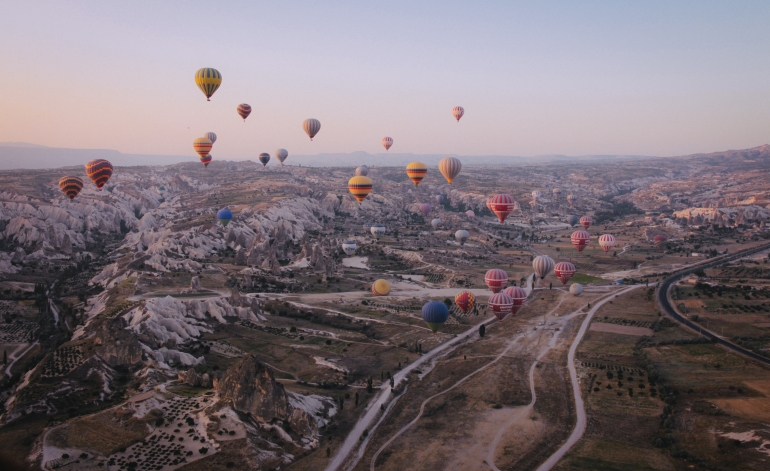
[656,242,770,367]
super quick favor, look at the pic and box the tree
[3,349,5,365]
[326,446,331,458]
[479,324,486,337]
[355,392,359,406]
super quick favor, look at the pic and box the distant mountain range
[0,143,190,170]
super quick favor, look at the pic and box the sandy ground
[342,257,369,269]
[589,323,653,336]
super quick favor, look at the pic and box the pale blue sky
[1,1,769,159]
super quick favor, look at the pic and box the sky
[1,1,769,160]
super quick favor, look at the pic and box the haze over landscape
[2,3,770,471]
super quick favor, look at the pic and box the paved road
[656,242,770,366]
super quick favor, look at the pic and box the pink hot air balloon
[488,194,515,224]
[554,262,576,285]
[503,286,527,315]
[382,137,393,151]
[571,230,590,252]
[488,292,514,321]
[419,203,432,216]
[579,216,592,230]
[485,269,508,293]
[452,106,465,122]
[598,234,616,253]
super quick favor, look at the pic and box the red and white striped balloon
[571,230,590,252]
[554,262,576,285]
[488,194,515,224]
[488,292,514,321]
[452,106,464,122]
[503,286,527,315]
[485,269,509,293]
[382,137,393,151]
[579,215,592,230]
[598,234,616,253]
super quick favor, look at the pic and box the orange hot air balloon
[237,104,252,121]
[193,137,213,158]
[348,176,372,203]
[454,291,476,314]
[59,176,83,200]
[405,162,427,186]
[85,159,113,190]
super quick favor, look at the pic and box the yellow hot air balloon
[371,279,391,296]
[195,68,222,101]
[405,162,427,186]
[193,137,213,158]
[348,176,372,204]
[438,157,462,185]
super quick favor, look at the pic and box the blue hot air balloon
[217,208,233,226]
[568,215,579,227]
[422,301,449,332]
[435,194,445,204]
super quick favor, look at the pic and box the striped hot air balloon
[553,188,562,199]
[579,216,592,230]
[488,292,514,321]
[422,301,449,332]
[303,119,321,140]
[372,279,391,296]
[598,234,616,253]
[195,68,222,101]
[382,137,393,151]
[59,176,83,200]
[485,269,508,293]
[85,159,113,190]
[489,194,515,224]
[203,132,217,144]
[355,165,369,176]
[571,230,590,252]
[455,291,476,314]
[567,195,577,207]
[406,162,427,186]
[237,104,252,121]
[554,262,576,285]
[193,137,213,158]
[348,176,372,203]
[653,235,667,250]
[200,154,212,167]
[217,208,233,226]
[419,203,432,216]
[438,157,462,184]
[452,106,464,122]
[455,229,470,245]
[275,149,288,165]
[258,153,270,167]
[486,198,494,213]
[533,255,555,280]
[503,286,527,315]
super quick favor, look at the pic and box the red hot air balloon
[85,159,113,190]
[454,291,476,314]
[59,176,83,200]
[488,292,513,321]
[579,216,592,230]
[489,194,515,224]
[554,262,576,285]
[653,235,667,250]
[382,137,393,151]
[200,154,212,167]
[598,234,616,253]
[452,106,465,122]
[419,203,432,216]
[503,286,527,315]
[571,230,590,252]
[237,104,252,121]
[485,269,508,293]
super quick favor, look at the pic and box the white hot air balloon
[382,137,393,151]
[431,218,443,230]
[203,132,217,144]
[598,234,616,253]
[275,148,288,165]
[342,240,357,256]
[355,165,369,176]
[303,119,321,140]
[465,210,475,218]
[570,283,583,296]
[371,224,386,238]
[532,255,555,280]
[438,157,462,185]
[455,229,470,245]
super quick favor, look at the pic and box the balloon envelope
[465,210,475,218]
[568,215,579,227]
[355,165,369,176]
[503,286,527,314]
[217,208,233,226]
[455,230,470,245]
[342,240,357,256]
[275,148,288,165]
[570,283,583,296]
[303,118,321,140]
[203,132,217,143]
[237,104,252,121]
[59,176,83,200]
[348,176,373,203]
[406,162,427,186]
[489,194,515,224]
[488,292,514,321]
[452,106,464,122]
[431,218,443,230]
[554,261,576,285]
[485,269,508,293]
[371,224,386,238]
[193,137,213,158]
[258,153,270,167]
[579,216,592,230]
[533,255,555,279]
[454,291,476,314]
[382,137,393,151]
[85,159,113,190]
[195,68,222,101]
[571,230,590,252]
[598,234,616,253]
[438,157,462,184]
[419,203,432,216]
[372,279,391,296]
[422,301,449,332]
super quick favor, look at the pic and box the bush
[199,447,209,454]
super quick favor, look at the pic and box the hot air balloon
[653,235,667,250]
[419,203,432,216]
[436,194,445,204]
[553,188,562,200]
[531,190,542,202]
[355,166,369,176]
[275,149,288,165]
[503,286,527,315]
[236,104,252,121]
[571,230,590,252]
[371,224,386,238]
[465,210,475,218]
[485,198,494,213]
[85,159,113,190]
[342,240,357,256]
[406,162,427,186]
[569,283,583,296]
[485,269,508,293]
[303,119,321,140]
[422,302,449,332]
[598,234,616,253]
[567,195,577,207]
[363,222,375,231]
[579,216,592,230]
[533,255,555,280]
[488,292,514,321]
[156,185,167,195]
[431,218,443,230]
[59,176,83,200]
[258,153,270,167]
[438,157,462,185]
[193,137,213,158]
[203,132,217,144]
[217,208,232,226]
[195,68,222,101]
[348,176,373,203]
[568,215,579,227]
[455,230,470,245]
[489,194,515,224]
[554,262,576,285]
[382,137,393,151]
[452,106,464,122]
[372,279,391,296]
[454,291,476,314]
[200,154,212,167]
